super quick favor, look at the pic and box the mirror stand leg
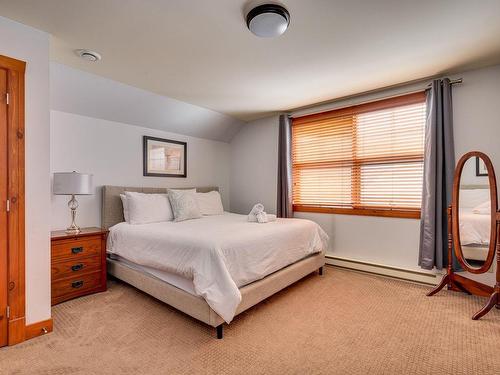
[427,274,451,297]
[472,291,499,320]
[427,205,456,298]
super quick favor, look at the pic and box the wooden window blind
[292,92,426,219]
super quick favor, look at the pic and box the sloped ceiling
[50,63,243,142]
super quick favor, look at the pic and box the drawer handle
[71,263,84,272]
[72,280,84,289]
[71,246,83,254]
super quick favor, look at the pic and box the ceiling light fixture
[246,4,290,38]
[75,49,102,62]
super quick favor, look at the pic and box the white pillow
[120,194,130,223]
[196,191,224,215]
[168,189,201,222]
[125,192,174,225]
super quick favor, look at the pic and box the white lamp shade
[53,172,93,195]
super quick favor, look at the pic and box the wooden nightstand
[51,227,108,305]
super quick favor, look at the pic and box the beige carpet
[1,267,499,375]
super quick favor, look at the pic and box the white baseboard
[325,255,441,285]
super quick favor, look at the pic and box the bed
[459,208,490,246]
[458,186,491,264]
[102,185,327,338]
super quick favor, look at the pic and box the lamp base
[65,222,81,234]
[66,195,80,234]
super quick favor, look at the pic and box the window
[292,92,426,219]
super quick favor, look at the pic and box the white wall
[453,65,500,187]
[50,111,230,230]
[229,64,500,273]
[460,158,488,186]
[0,17,51,324]
[230,115,279,215]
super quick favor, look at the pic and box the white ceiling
[1,0,500,121]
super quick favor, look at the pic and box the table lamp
[53,171,93,234]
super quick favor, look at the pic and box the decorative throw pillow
[168,189,202,222]
[196,191,224,215]
[125,192,174,224]
[120,194,130,223]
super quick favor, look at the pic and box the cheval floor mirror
[428,151,500,320]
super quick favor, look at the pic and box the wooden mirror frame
[428,150,500,320]
[452,151,497,274]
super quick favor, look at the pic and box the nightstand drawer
[51,227,108,305]
[52,255,102,281]
[52,271,102,302]
[52,237,101,262]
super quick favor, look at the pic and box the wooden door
[0,67,8,347]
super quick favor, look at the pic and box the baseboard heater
[325,255,440,285]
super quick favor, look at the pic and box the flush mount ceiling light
[246,4,290,38]
[75,49,102,62]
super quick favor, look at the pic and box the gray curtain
[277,114,293,218]
[418,79,455,270]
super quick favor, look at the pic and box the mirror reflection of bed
[459,186,490,265]
[457,157,495,284]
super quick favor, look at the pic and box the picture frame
[143,136,187,177]
[476,156,488,177]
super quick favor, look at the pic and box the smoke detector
[75,49,102,62]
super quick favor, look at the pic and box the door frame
[0,55,26,346]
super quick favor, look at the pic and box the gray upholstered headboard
[101,185,219,229]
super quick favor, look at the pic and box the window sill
[293,205,421,219]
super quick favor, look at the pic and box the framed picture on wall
[143,136,187,177]
[476,156,488,177]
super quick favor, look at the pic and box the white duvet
[459,208,490,245]
[107,212,328,323]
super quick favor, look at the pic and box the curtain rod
[426,78,463,88]
[291,77,463,118]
